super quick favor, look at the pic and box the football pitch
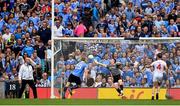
[0,99,179,106]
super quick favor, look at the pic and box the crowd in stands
[55,41,180,88]
[54,0,179,37]
[0,0,52,88]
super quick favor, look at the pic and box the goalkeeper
[95,59,124,97]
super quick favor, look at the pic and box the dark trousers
[18,80,37,98]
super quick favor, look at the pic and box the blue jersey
[21,46,34,57]
[72,61,87,77]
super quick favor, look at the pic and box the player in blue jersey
[63,57,88,99]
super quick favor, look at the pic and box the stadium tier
[0,0,52,98]
[54,0,179,37]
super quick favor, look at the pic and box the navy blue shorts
[68,74,81,85]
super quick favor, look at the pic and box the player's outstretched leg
[114,83,121,95]
[62,82,71,99]
[118,79,124,97]
[68,84,80,95]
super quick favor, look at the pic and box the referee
[18,57,37,98]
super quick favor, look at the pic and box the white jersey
[151,60,167,73]
[54,25,64,37]
[151,60,167,82]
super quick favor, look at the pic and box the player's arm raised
[94,60,107,67]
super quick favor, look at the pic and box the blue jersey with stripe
[72,61,87,77]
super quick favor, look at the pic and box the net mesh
[53,39,180,98]
[56,39,180,58]
[60,39,180,44]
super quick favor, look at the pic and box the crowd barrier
[30,88,180,100]
[0,81,179,100]
[0,81,5,98]
[0,81,20,98]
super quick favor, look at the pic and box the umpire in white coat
[18,57,37,98]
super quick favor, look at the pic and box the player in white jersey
[150,53,168,100]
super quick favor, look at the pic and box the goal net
[52,38,180,98]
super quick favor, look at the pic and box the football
[88,55,94,59]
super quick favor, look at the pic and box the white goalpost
[51,0,55,99]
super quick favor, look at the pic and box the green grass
[0,99,179,105]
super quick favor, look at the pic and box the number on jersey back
[151,60,167,72]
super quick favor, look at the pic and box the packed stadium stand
[54,0,179,37]
[0,0,52,98]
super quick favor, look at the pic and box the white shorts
[153,71,163,82]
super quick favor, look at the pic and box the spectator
[167,19,179,35]
[63,23,74,37]
[3,28,12,42]
[6,35,16,49]
[54,68,63,88]
[94,74,102,87]
[38,21,51,45]
[21,40,34,57]
[124,76,131,87]
[0,15,5,32]
[92,2,100,26]
[54,18,64,37]
[35,41,47,73]
[100,77,109,87]
[125,3,135,22]
[56,56,65,72]
[64,64,71,81]
[130,78,137,87]
[31,52,41,79]
[86,74,95,87]
[13,39,24,56]
[46,40,52,73]
[19,0,31,15]
[9,67,18,80]
[168,9,177,22]
[74,21,87,37]
[107,76,114,87]
[154,15,165,30]
[85,25,96,37]
[174,79,180,88]
[135,72,143,87]
[144,2,154,15]
[39,73,50,87]
[141,78,149,87]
